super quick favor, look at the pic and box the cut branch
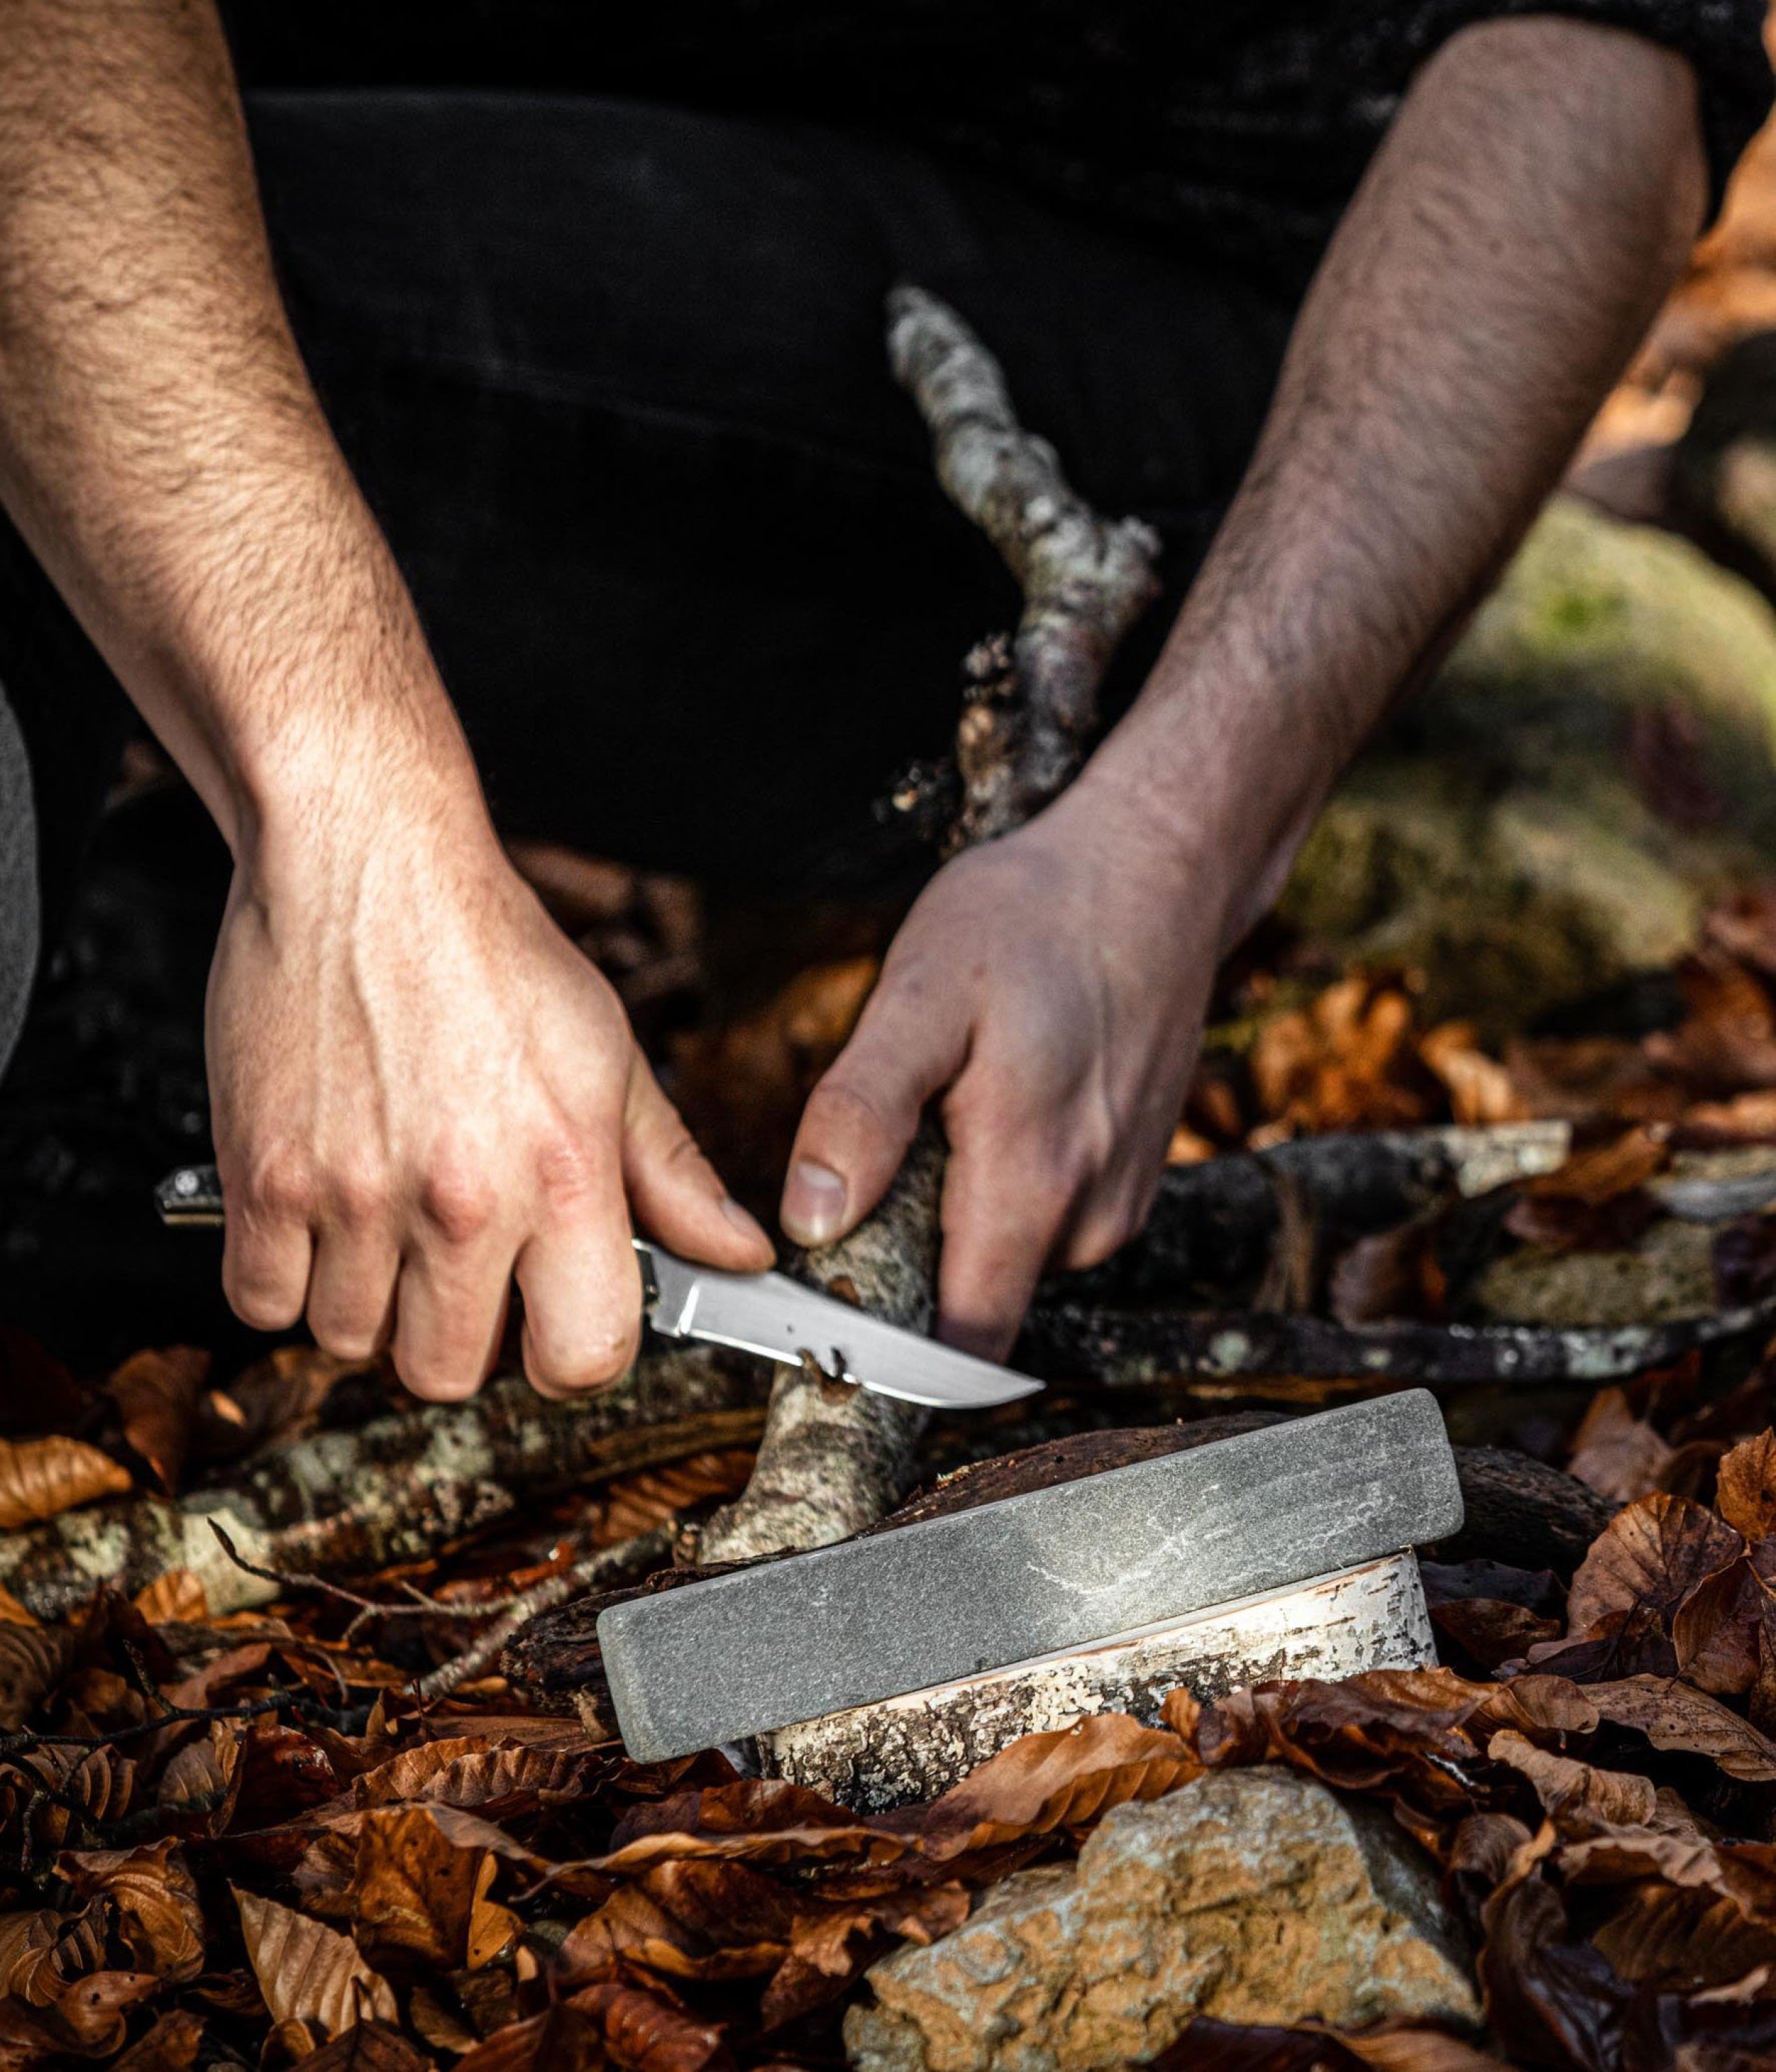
[694,286,1162,1563]
[0,1347,764,1621]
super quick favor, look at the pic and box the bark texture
[0,1347,764,1620]
[695,287,1161,1563]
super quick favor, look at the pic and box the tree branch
[694,286,1161,1563]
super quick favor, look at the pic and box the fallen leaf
[106,1347,210,1496]
[132,1570,207,1626]
[0,1436,129,1528]
[0,1622,72,1730]
[1328,1212,1448,1326]
[234,1888,397,2040]
[0,1585,38,1626]
[1566,1493,1743,1638]
[1147,2020,1513,2072]
[109,2008,205,2072]
[1517,1126,1672,1204]
[210,1345,376,1461]
[156,1721,244,1829]
[298,2024,432,2072]
[58,1840,205,1982]
[1430,1597,1562,1671]
[345,1806,496,1970]
[1485,1730,1656,1830]
[1721,1431,1776,1539]
[1587,1676,1776,1780]
[1566,1388,1676,1504]
[1650,956,1776,1095]
[23,1971,161,2061]
[567,1979,732,2072]
[1419,1021,1525,1127]
[888,1712,1201,1856]
[597,1451,757,1546]
[453,2006,604,2072]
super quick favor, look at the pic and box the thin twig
[414,1522,674,1703]
[208,1519,563,1643]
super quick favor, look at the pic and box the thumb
[624,1057,774,1269]
[781,980,968,1248]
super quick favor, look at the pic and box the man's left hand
[779,777,1218,1361]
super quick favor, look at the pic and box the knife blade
[154,1163,1043,1412]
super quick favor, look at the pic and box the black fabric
[220,1,1773,284]
[241,93,1300,885]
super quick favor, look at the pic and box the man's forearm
[1084,16,1707,936]
[0,0,475,856]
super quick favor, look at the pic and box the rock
[1280,494,1776,1032]
[843,1769,1478,2072]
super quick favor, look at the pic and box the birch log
[695,286,1162,1563]
[0,1348,764,1621]
[756,1551,1434,1811]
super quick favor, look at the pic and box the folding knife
[154,1163,1043,1412]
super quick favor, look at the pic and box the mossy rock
[1279,495,1776,1030]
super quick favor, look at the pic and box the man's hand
[782,776,1217,1359]
[784,16,1708,1356]
[209,779,771,1401]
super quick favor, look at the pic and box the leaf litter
[23,891,1776,2063]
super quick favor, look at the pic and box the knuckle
[327,1160,393,1230]
[244,1146,318,1225]
[806,1075,890,1141]
[534,1135,602,1214]
[418,1162,498,1245]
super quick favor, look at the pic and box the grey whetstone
[599,1391,1462,1761]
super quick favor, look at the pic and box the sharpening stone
[599,1391,1463,1762]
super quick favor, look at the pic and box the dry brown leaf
[345,1806,494,1970]
[109,2007,206,2072]
[0,1904,107,2006]
[894,1712,1201,1857]
[156,1720,245,1828]
[1518,1125,1672,1203]
[0,1435,129,1528]
[58,1840,205,1982]
[1567,1388,1677,1505]
[0,1621,73,1730]
[131,1569,208,1626]
[299,2022,434,2072]
[556,1865,794,1990]
[1566,1492,1744,1637]
[1648,955,1776,1094]
[234,1887,397,2040]
[1327,1212,1447,1326]
[1419,1020,1525,1127]
[106,1347,210,1496]
[453,2006,604,2072]
[23,1970,162,2060]
[210,1345,375,1461]
[1485,1730,1657,1830]
[1721,1430,1776,1540]
[0,1584,38,1627]
[1587,1675,1776,1781]
[566,1979,733,2072]
[1429,1597,1561,1671]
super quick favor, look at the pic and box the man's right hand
[206,772,772,1401]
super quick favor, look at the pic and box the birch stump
[695,286,1161,1563]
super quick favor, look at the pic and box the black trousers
[0,91,1301,962]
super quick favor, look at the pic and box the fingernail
[720,1194,771,1250]
[782,1159,847,1245]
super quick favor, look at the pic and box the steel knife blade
[154,1162,1043,1411]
